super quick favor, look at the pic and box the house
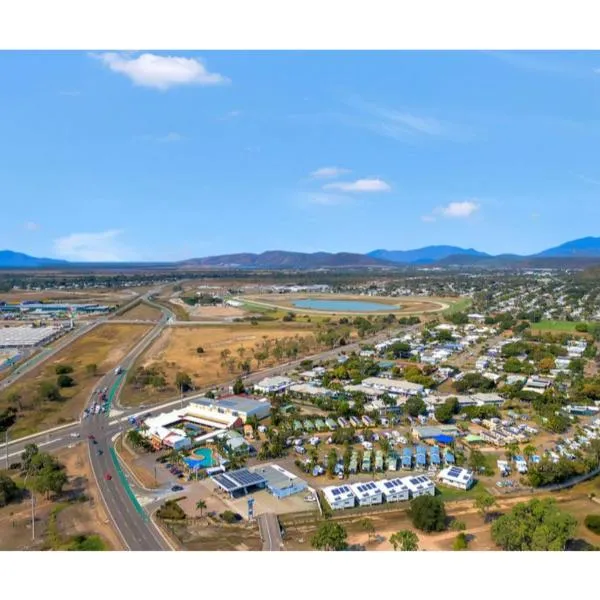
[402,475,436,498]
[472,392,504,406]
[325,418,338,430]
[349,481,383,506]
[323,485,356,510]
[219,430,251,455]
[376,478,410,502]
[288,383,331,398]
[523,376,552,394]
[413,424,459,441]
[438,466,474,490]
[254,376,292,394]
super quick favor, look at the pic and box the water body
[292,298,400,312]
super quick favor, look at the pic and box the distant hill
[534,237,600,258]
[368,246,490,264]
[179,251,394,269]
[0,250,69,268]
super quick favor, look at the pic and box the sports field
[531,320,591,333]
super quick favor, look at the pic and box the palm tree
[523,444,536,461]
[196,499,207,517]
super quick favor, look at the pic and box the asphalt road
[257,513,283,551]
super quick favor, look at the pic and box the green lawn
[444,297,473,315]
[532,320,589,333]
[436,479,488,502]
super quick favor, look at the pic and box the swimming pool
[292,298,400,312]
[183,447,214,470]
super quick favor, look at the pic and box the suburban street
[257,513,283,551]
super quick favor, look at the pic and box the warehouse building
[361,376,425,396]
[323,485,356,510]
[376,478,410,503]
[251,464,308,499]
[211,468,267,498]
[190,395,271,424]
[0,325,64,348]
[254,376,293,394]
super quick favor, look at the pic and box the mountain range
[3,236,600,269]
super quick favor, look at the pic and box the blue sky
[2,50,600,261]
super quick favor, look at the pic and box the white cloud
[421,215,436,223]
[54,230,134,262]
[94,52,229,91]
[323,178,391,193]
[310,166,350,179]
[439,201,480,218]
[156,132,184,143]
[24,221,40,231]
[346,97,471,142]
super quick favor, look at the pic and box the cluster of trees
[129,365,167,390]
[55,364,76,389]
[156,499,186,520]
[453,372,496,393]
[323,354,380,384]
[408,495,447,532]
[405,396,427,418]
[491,498,577,551]
[22,444,68,498]
[434,396,460,423]
[446,311,469,325]
[402,365,436,388]
[310,521,348,551]
[526,456,589,488]
[126,429,153,452]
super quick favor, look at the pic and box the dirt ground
[121,323,318,406]
[168,518,263,551]
[116,302,163,322]
[0,288,136,304]
[0,323,151,437]
[188,304,247,320]
[0,445,123,551]
[284,483,600,551]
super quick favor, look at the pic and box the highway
[2,292,416,550]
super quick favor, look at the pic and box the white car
[70,432,80,438]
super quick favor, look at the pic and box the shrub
[55,365,74,375]
[220,510,240,524]
[156,500,186,520]
[57,374,75,388]
[196,347,204,354]
[584,514,600,535]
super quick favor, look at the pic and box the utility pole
[5,429,8,470]
[31,494,36,542]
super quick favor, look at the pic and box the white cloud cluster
[54,230,134,262]
[24,221,40,231]
[324,178,391,193]
[310,166,350,179]
[95,52,229,91]
[423,200,481,223]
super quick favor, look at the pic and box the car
[97,449,103,456]
[104,473,112,481]
[92,439,98,445]
[171,485,184,492]
[70,432,80,438]
[88,435,95,440]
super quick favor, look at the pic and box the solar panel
[410,478,419,485]
[384,481,394,489]
[213,474,238,491]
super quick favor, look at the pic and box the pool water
[183,447,214,470]
[292,298,399,312]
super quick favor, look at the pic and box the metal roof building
[376,478,410,503]
[211,468,267,498]
[438,466,474,490]
[349,481,383,506]
[403,475,436,498]
[323,484,356,510]
[251,464,308,499]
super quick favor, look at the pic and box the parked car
[171,485,184,492]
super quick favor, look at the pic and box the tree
[57,374,75,388]
[21,443,40,472]
[538,357,555,373]
[584,514,600,535]
[175,371,193,393]
[389,529,419,551]
[474,492,497,522]
[0,474,22,507]
[453,532,469,551]
[310,521,348,551]
[360,518,376,542]
[232,378,245,395]
[523,444,537,461]
[85,363,98,376]
[196,347,205,354]
[55,364,74,375]
[435,402,455,424]
[326,449,338,478]
[38,381,62,402]
[408,495,447,532]
[405,396,427,418]
[491,498,577,551]
[195,499,207,517]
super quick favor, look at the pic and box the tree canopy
[389,529,419,551]
[408,495,447,532]
[491,498,577,551]
[310,521,348,551]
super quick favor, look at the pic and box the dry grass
[0,323,151,437]
[121,323,318,406]
[116,302,163,322]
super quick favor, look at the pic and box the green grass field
[444,297,473,315]
[532,320,589,333]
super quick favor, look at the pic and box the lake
[291,298,400,312]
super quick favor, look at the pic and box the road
[3,300,415,550]
[257,513,283,551]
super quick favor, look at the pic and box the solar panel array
[356,482,377,493]
[331,485,350,496]
[213,473,238,491]
[212,468,266,492]
[447,467,463,479]
[383,478,408,490]
[409,475,430,485]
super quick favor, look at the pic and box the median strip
[109,446,148,521]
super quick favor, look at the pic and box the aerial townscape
[2,23,600,587]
